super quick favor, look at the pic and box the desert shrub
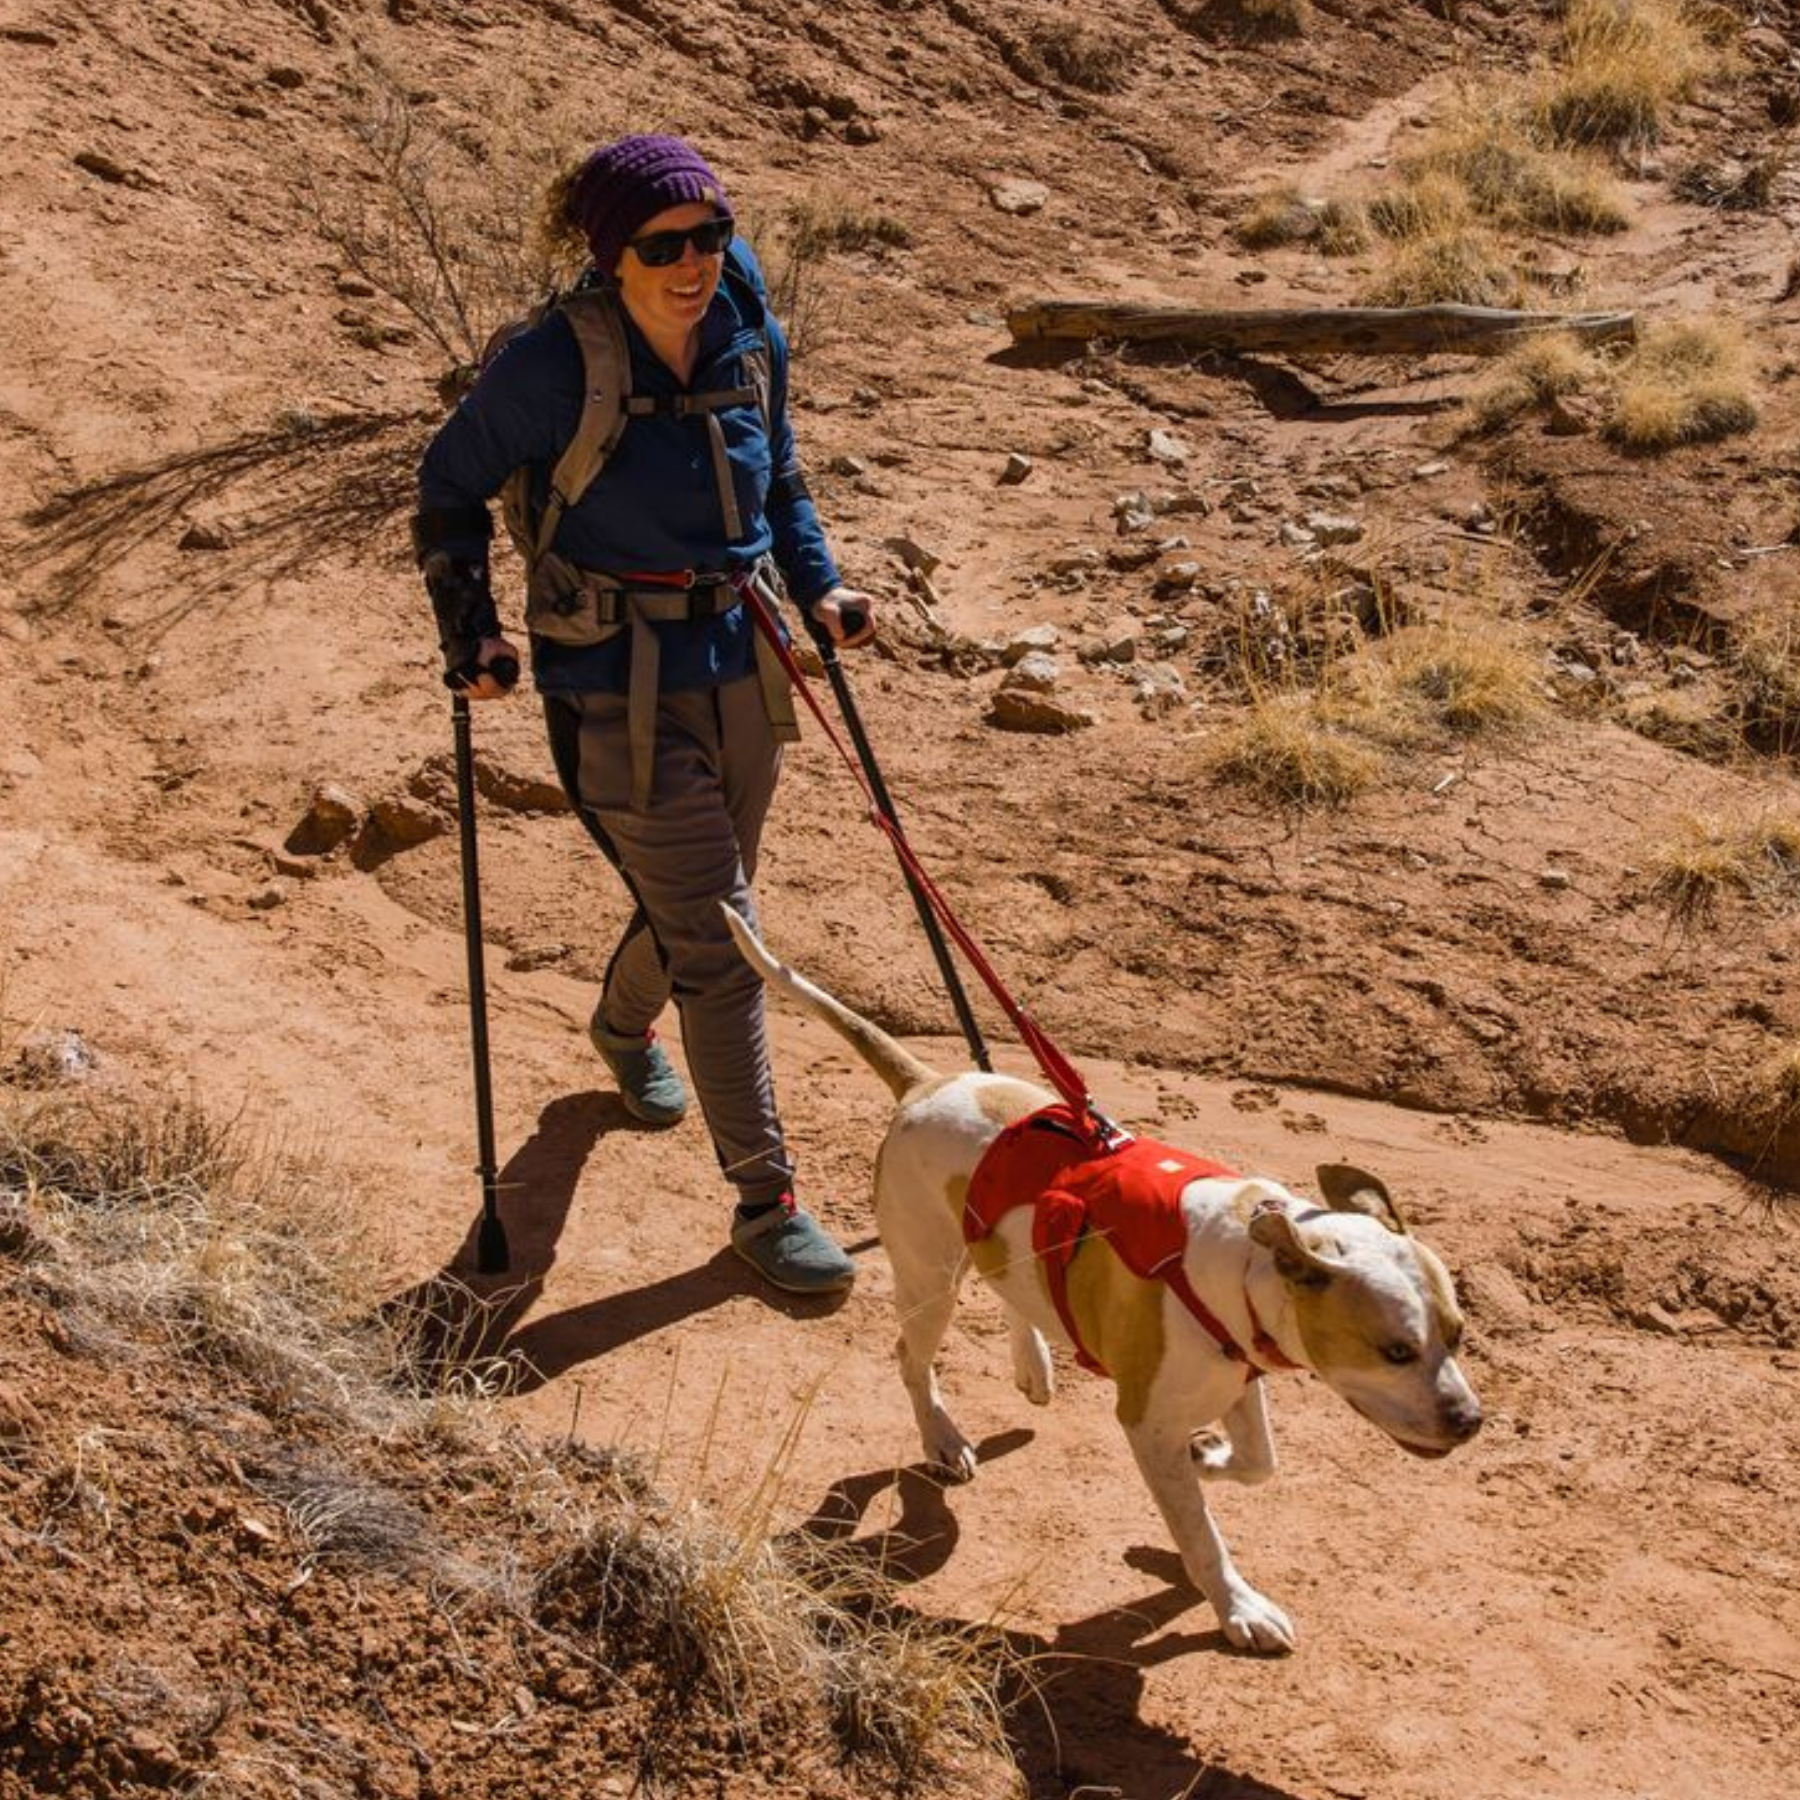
[1535,0,1731,147]
[1673,149,1784,210]
[1604,319,1758,449]
[1647,811,1800,923]
[1235,186,1319,249]
[1235,187,1368,253]
[1404,105,1630,233]
[1366,623,1543,735]
[1465,331,1606,430]
[760,193,910,363]
[1360,222,1525,307]
[1732,602,1800,755]
[1218,0,1312,32]
[0,1086,1013,1788]
[1024,20,1134,92]
[1210,694,1384,808]
[308,56,617,373]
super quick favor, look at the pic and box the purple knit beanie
[568,135,730,278]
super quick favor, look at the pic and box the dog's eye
[1382,1343,1420,1365]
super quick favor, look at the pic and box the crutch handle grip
[445,653,521,693]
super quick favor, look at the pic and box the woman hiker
[411,135,876,1296]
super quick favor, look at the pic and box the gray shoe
[731,1196,856,1295]
[590,1016,688,1126]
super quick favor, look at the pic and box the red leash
[744,582,1124,1150]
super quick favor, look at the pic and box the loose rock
[178,520,233,552]
[989,688,1094,733]
[1002,624,1061,664]
[1132,663,1188,718]
[1304,511,1364,546]
[999,452,1033,486]
[1002,651,1061,694]
[1145,428,1192,467]
[988,177,1049,216]
[285,783,363,855]
[884,535,941,576]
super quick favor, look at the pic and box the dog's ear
[1249,1205,1337,1286]
[1315,1163,1408,1235]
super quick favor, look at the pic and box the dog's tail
[723,906,938,1100]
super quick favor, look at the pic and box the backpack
[475,252,774,605]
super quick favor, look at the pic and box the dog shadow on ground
[380,1088,849,1392]
[791,1461,1307,1800]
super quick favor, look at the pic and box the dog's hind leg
[1191,1380,1277,1486]
[1009,1318,1054,1406]
[1122,1400,1296,1654]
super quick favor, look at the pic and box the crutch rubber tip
[476,1215,511,1275]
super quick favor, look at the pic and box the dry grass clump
[1360,221,1525,307]
[1024,20,1134,92]
[1183,0,1311,35]
[1535,0,1733,148]
[1732,602,1800,756]
[0,1085,1015,1789]
[1,1092,401,1420]
[1463,320,1759,450]
[1673,149,1786,210]
[1465,331,1605,429]
[1235,186,1368,253]
[1751,1037,1800,1136]
[1365,623,1544,736]
[1647,811,1800,924]
[1405,105,1630,234]
[1604,319,1758,449]
[1211,693,1384,808]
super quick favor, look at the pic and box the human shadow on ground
[382,1087,852,1393]
[791,1461,1308,1800]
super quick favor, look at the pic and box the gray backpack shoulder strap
[533,287,631,565]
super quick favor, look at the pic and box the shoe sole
[617,1091,687,1127]
[730,1237,856,1296]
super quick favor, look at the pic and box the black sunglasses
[626,217,735,267]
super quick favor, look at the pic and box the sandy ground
[4,1,1800,1796]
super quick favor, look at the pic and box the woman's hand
[811,587,878,649]
[454,635,523,700]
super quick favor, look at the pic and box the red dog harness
[964,1105,1300,1380]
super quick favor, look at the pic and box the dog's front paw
[923,1411,978,1483]
[1220,1588,1296,1655]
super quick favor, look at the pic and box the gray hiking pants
[544,674,793,1204]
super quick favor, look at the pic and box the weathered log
[1005,301,1638,357]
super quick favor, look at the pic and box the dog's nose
[1447,1401,1483,1441]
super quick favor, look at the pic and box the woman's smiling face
[613,200,729,345]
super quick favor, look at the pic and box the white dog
[726,910,1482,1653]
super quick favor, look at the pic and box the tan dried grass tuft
[1211,694,1384,808]
[1536,0,1733,148]
[1647,811,1800,924]
[1025,20,1135,92]
[1360,220,1525,308]
[1604,319,1758,449]
[1732,602,1800,756]
[1465,331,1605,430]
[0,1087,1016,1785]
[1405,103,1631,234]
[1235,186,1368,253]
[1367,623,1544,735]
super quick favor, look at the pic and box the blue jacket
[417,242,840,694]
